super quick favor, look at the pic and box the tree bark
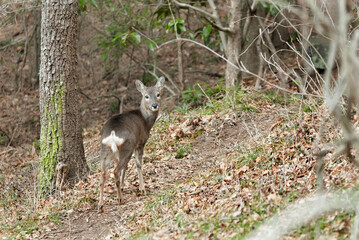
[39,0,88,195]
[175,6,185,91]
[224,0,242,93]
[32,0,41,87]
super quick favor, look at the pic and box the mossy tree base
[38,0,88,196]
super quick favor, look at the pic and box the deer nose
[152,103,158,109]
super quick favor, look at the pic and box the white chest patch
[102,131,124,152]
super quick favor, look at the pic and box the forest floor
[2,86,359,239]
[43,93,279,240]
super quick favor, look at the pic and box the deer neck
[140,104,158,130]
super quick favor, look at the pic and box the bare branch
[171,0,214,18]
[202,15,232,33]
[172,0,228,51]
[206,0,227,51]
[145,63,180,94]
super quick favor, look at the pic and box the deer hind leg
[114,164,124,205]
[135,147,146,195]
[114,151,131,205]
[98,150,110,213]
[120,168,126,191]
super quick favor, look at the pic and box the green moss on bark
[38,82,65,196]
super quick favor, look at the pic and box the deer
[98,77,165,213]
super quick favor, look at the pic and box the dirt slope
[41,106,280,239]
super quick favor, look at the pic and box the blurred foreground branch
[247,190,359,240]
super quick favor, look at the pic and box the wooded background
[2,0,359,239]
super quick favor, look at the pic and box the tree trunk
[175,6,185,91]
[32,0,41,88]
[224,0,242,93]
[39,0,88,195]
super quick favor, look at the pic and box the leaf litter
[1,93,359,239]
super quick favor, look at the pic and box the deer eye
[157,93,160,98]
[145,95,150,100]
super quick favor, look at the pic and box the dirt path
[43,108,281,239]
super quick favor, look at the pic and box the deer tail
[102,131,124,153]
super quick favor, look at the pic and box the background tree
[168,0,288,95]
[38,0,88,195]
[172,0,244,93]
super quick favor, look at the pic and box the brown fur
[98,77,165,212]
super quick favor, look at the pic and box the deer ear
[155,76,165,89]
[135,80,145,92]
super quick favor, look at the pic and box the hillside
[2,89,359,239]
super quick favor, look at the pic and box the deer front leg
[135,147,146,195]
